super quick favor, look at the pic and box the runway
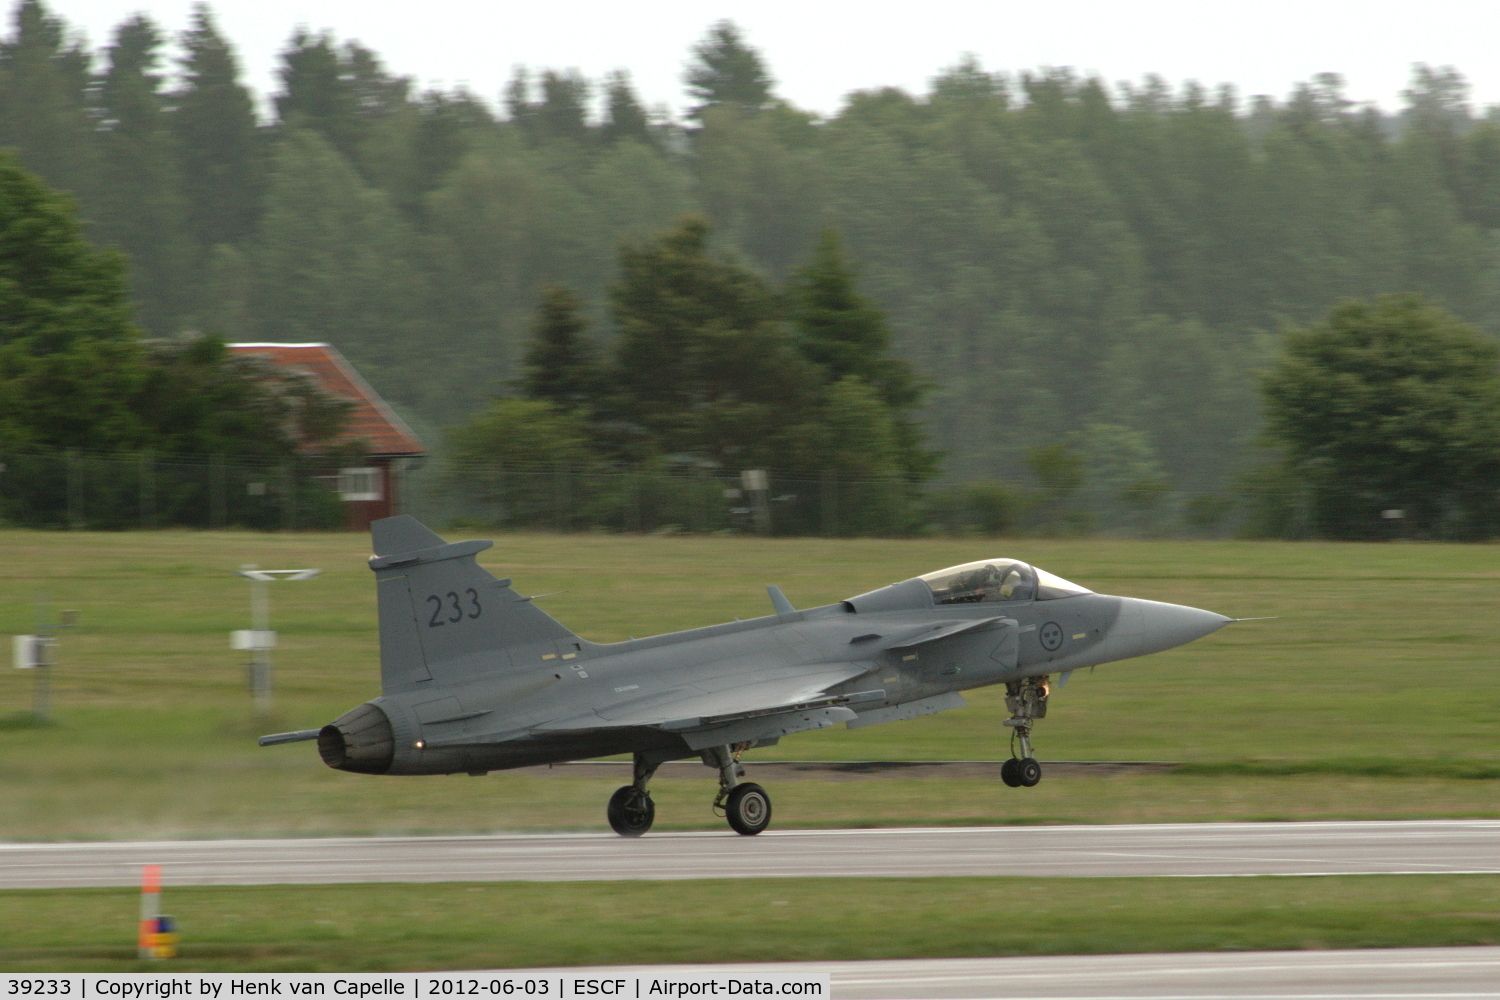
[4,820,1500,888]
[496,947,1500,998]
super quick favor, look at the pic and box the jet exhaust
[318,701,395,774]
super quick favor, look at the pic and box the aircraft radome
[261,515,1242,837]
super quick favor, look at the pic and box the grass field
[2,528,1499,839]
[3,875,1499,972]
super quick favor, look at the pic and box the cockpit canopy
[919,559,1092,604]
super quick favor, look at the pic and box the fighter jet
[261,515,1234,837]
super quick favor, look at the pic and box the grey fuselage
[329,573,1217,778]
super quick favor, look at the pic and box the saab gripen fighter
[261,515,1235,837]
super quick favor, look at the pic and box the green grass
[2,528,1500,839]
[3,876,1499,972]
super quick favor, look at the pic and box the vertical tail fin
[369,515,578,694]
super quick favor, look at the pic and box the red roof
[228,343,425,458]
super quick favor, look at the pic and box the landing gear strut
[1001,675,1048,788]
[607,752,660,837]
[705,743,771,835]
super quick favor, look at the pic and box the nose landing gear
[1001,675,1048,788]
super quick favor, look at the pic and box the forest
[2,0,1499,525]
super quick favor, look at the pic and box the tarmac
[4,820,1499,888]
[493,948,1500,998]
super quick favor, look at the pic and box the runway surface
[498,947,1500,998]
[4,820,1500,888]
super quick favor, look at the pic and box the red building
[229,343,426,531]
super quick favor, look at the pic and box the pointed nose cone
[1124,597,1232,657]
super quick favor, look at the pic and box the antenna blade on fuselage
[767,585,795,615]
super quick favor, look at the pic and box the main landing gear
[1001,675,1049,789]
[607,753,660,837]
[606,745,773,837]
[706,743,771,835]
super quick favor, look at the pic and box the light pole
[234,565,320,715]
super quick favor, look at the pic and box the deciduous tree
[1261,294,1500,538]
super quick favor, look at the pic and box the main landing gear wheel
[607,785,655,837]
[725,782,772,836]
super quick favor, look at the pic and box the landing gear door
[989,620,1019,671]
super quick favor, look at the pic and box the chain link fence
[411,460,1271,538]
[0,449,345,530]
[415,460,930,537]
[3,447,1492,540]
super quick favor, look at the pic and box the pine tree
[517,286,603,409]
[0,0,97,199]
[172,3,264,251]
[94,13,191,333]
[411,89,492,193]
[600,70,652,146]
[609,217,818,465]
[787,230,916,404]
[684,21,774,121]
[274,29,361,158]
[506,68,591,146]
[786,230,936,482]
[536,70,590,144]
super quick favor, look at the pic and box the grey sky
[38,0,1500,119]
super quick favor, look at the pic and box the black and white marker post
[11,598,77,724]
[234,566,320,715]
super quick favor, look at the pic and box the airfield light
[235,566,321,714]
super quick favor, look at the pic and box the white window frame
[338,466,383,502]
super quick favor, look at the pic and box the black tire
[1017,757,1042,787]
[607,785,655,837]
[1000,758,1022,787]
[725,782,772,835]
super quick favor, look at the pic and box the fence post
[691,468,706,534]
[281,461,295,531]
[628,470,642,533]
[210,454,226,529]
[821,469,838,537]
[138,451,156,529]
[494,460,506,527]
[65,449,82,530]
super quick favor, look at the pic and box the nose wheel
[1000,756,1042,787]
[1002,675,1049,788]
